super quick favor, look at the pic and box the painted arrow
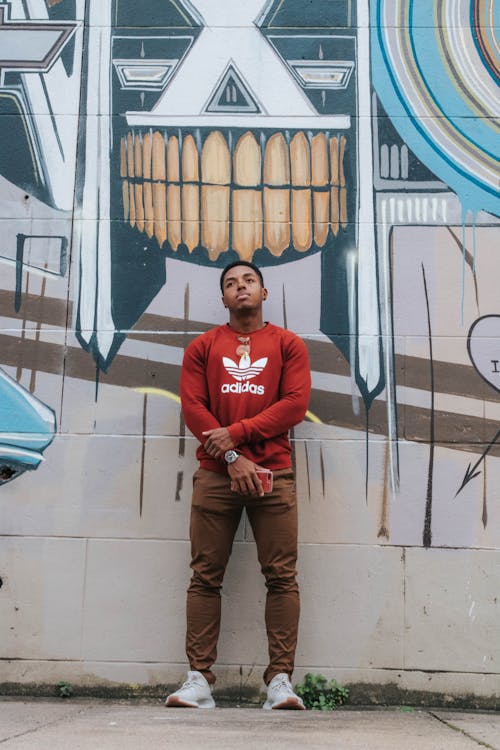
[456,427,500,496]
[0,4,76,73]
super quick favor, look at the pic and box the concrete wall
[1,0,499,704]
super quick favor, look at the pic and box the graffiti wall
[1,0,499,702]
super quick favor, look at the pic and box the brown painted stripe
[398,354,496,402]
[0,334,181,394]
[0,291,69,328]
[134,311,493,400]
[129,326,354,377]
[131,324,494,406]
[132,323,497,404]
[0,295,496,403]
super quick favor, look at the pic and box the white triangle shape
[204,61,262,113]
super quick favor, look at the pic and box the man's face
[221,266,267,312]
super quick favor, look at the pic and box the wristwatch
[224,450,239,464]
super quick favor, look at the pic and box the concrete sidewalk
[1,699,499,750]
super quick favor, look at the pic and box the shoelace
[272,675,293,693]
[180,677,201,690]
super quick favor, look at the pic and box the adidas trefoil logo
[221,356,268,395]
[223,356,268,381]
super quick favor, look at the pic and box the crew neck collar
[226,322,269,335]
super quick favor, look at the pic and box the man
[166,260,311,710]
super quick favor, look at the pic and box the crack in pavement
[429,711,499,750]
[0,704,94,745]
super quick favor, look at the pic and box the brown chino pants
[186,467,299,686]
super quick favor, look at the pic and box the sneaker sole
[264,697,305,710]
[165,696,215,709]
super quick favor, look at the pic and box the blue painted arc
[409,0,499,158]
[371,0,500,216]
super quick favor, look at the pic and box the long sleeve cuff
[228,421,246,446]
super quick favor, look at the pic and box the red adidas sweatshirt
[180,322,311,473]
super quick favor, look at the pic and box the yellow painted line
[133,387,181,404]
[305,410,323,424]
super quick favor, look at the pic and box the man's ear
[222,295,227,308]
[262,287,268,301]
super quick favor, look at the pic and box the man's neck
[228,311,265,334]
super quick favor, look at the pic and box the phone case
[256,468,273,493]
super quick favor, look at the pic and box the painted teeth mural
[119,129,349,259]
[0,0,500,684]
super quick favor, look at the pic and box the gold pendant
[236,344,250,358]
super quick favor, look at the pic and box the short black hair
[220,260,264,292]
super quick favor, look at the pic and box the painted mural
[0,0,78,484]
[0,0,499,555]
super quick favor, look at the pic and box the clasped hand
[202,427,234,458]
[202,428,263,496]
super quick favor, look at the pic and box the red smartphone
[256,468,273,494]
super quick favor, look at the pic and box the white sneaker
[263,673,305,710]
[165,670,215,708]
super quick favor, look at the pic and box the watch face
[225,450,238,463]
